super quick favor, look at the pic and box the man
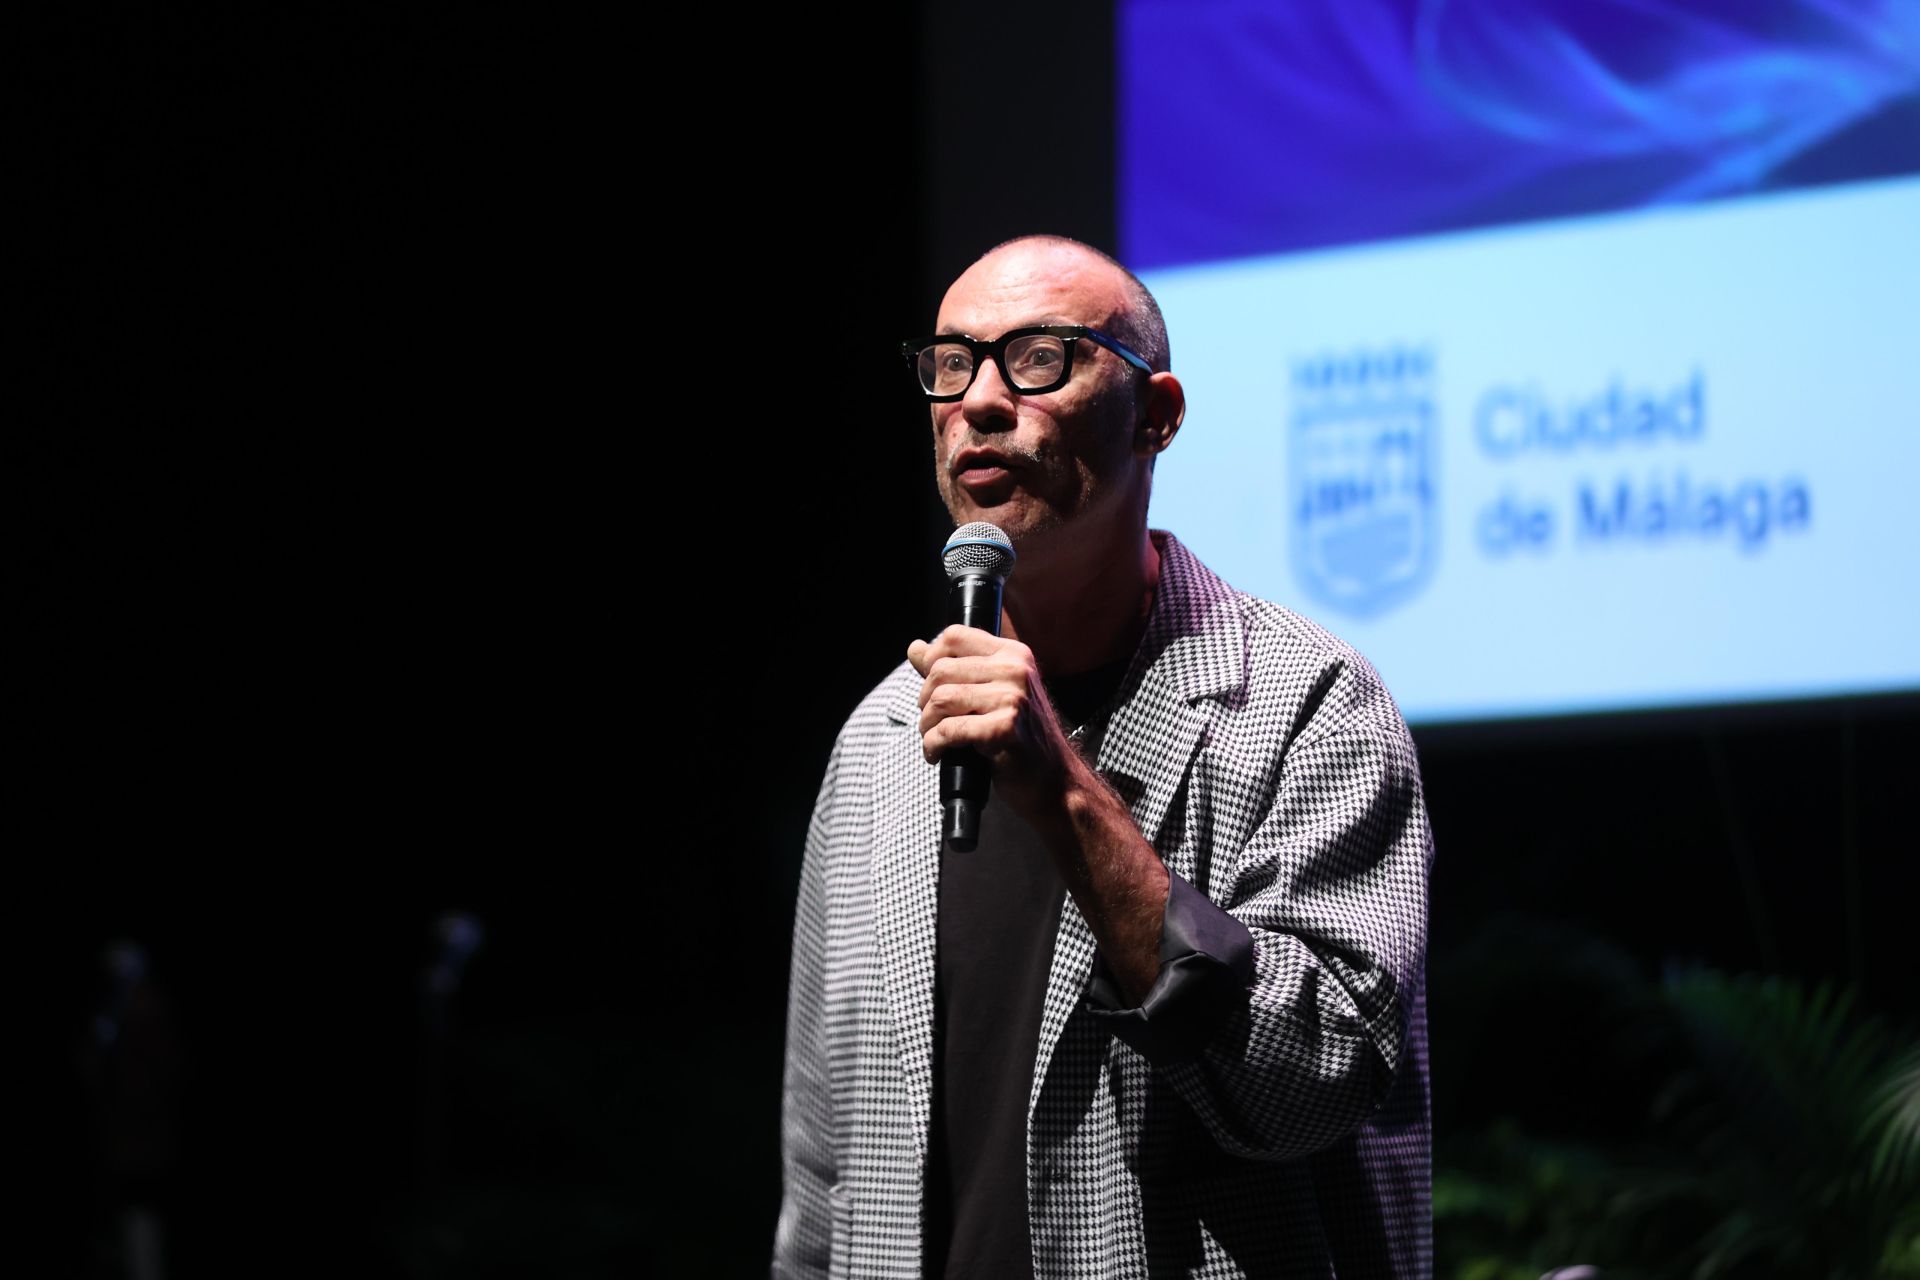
[775,236,1432,1278]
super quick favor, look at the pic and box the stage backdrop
[1123,0,1920,723]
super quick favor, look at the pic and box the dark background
[31,4,1917,1277]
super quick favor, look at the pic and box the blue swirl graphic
[1121,0,1920,266]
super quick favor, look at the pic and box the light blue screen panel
[1123,0,1920,723]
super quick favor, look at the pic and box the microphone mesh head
[942,522,1015,581]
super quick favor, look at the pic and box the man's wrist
[1029,748,1121,853]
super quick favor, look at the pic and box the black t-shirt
[922,660,1128,1279]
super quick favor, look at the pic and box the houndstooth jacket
[775,530,1432,1279]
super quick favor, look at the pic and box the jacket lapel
[1030,532,1246,1106]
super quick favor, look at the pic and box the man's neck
[1001,528,1161,678]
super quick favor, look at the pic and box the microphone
[939,522,1015,851]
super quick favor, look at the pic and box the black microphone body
[941,571,1004,850]
[938,523,1015,851]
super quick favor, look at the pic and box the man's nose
[959,350,1019,429]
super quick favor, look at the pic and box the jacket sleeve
[772,739,844,1279]
[1089,660,1431,1162]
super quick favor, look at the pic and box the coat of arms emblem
[1289,349,1438,618]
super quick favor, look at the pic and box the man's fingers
[918,680,1024,736]
[910,628,1044,765]
[935,623,999,652]
[916,653,1029,708]
[910,625,1007,673]
[919,706,1020,763]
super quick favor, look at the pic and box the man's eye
[941,352,972,373]
[1016,345,1062,373]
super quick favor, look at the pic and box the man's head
[920,236,1184,557]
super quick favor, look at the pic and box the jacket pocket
[827,1181,853,1279]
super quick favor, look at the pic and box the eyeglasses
[901,325,1152,401]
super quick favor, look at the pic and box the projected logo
[1290,347,1437,618]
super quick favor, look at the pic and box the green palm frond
[1650,970,1918,1279]
[1435,927,1920,1280]
[1869,1045,1920,1185]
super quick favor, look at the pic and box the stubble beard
[936,436,1078,549]
[935,377,1143,551]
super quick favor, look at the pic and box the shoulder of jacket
[1150,530,1409,740]
[1233,590,1357,663]
[834,658,919,743]
[1228,590,1410,741]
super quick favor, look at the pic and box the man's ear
[1134,371,1185,458]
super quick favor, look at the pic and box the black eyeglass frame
[901,324,1154,402]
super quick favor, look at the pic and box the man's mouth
[950,447,1020,479]
[949,449,1021,498]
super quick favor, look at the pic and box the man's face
[929,243,1145,550]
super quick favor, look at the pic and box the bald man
[775,237,1433,1279]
